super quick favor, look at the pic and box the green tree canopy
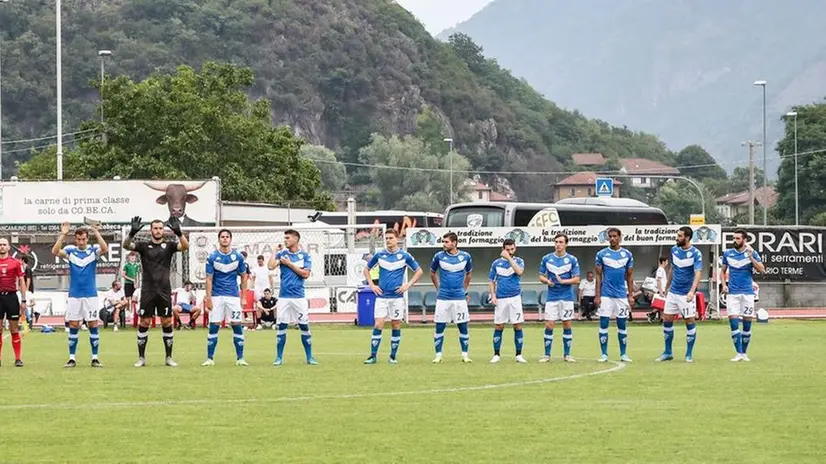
[300,144,347,194]
[18,62,333,210]
[728,166,766,194]
[651,180,720,224]
[675,145,726,181]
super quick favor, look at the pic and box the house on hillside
[619,158,679,189]
[572,153,607,168]
[465,180,513,202]
[715,186,777,221]
[553,171,622,202]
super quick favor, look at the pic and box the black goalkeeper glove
[166,215,182,237]
[129,216,144,238]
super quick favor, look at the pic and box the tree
[775,100,826,224]
[728,166,766,194]
[358,133,470,211]
[675,145,726,181]
[300,145,347,193]
[18,62,334,210]
[651,180,720,224]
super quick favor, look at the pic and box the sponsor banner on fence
[187,231,326,285]
[335,287,358,313]
[346,253,369,287]
[406,225,721,248]
[307,288,331,313]
[0,179,218,226]
[9,233,122,276]
[722,227,826,281]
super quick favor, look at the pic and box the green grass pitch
[1,320,825,463]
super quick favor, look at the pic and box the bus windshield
[444,206,505,227]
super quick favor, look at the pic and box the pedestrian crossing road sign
[595,178,614,197]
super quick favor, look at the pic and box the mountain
[2,0,675,202]
[441,0,826,176]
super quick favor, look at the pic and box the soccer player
[488,238,526,364]
[267,229,316,366]
[539,233,581,363]
[656,226,702,363]
[363,229,423,364]
[722,229,765,362]
[594,228,635,363]
[430,232,473,364]
[52,222,110,368]
[202,230,249,366]
[123,215,189,367]
[0,237,26,367]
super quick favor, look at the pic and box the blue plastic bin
[357,287,377,327]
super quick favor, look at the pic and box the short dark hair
[264,288,272,293]
[112,281,120,288]
[502,238,515,247]
[607,227,621,237]
[151,219,165,228]
[659,257,668,264]
[385,229,398,238]
[74,228,88,237]
[285,229,301,240]
[733,228,747,239]
[218,229,233,238]
[240,251,248,258]
[554,233,568,243]
[20,256,30,264]
[678,226,693,239]
[184,280,192,286]
[257,254,265,260]
[442,232,458,243]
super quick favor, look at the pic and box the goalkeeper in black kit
[122,215,189,367]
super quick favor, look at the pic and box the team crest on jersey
[396,254,402,260]
[231,254,237,261]
[686,252,693,257]
[563,257,570,264]
[161,243,167,249]
[458,255,465,262]
[620,251,626,258]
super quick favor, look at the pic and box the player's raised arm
[90,223,109,256]
[165,216,188,251]
[503,249,523,276]
[268,248,280,270]
[51,222,71,258]
[122,216,144,251]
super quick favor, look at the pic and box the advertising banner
[722,227,826,281]
[406,225,721,248]
[9,232,122,276]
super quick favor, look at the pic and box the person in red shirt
[0,237,26,367]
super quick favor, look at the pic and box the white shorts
[727,294,755,318]
[66,297,100,322]
[434,299,470,324]
[664,292,697,318]
[598,297,630,319]
[374,298,406,321]
[209,296,243,324]
[277,298,309,325]
[544,300,575,322]
[494,296,524,325]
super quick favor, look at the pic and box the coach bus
[443,198,669,228]
[316,210,443,237]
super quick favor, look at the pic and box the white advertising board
[0,180,219,226]
[406,225,722,248]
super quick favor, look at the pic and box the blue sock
[599,317,609,356]
[299,324,313,360]
[514,328,524,356]
[562,327,572,357]
[493,329,503,355]
[741,319,752,354]
[68,327,79,359]
[616,317,628,357]
[276,323,288,359]
[231,324,245,360]
[88,326,100,358]
[390,329,401,359]
[663,320,674,355]
[207,323,220,360]
[729,318,742,354]
[686,323,697,358]
[370,328,383,358]
[458,322,469,354]
[434,322,446,354]
[544,328,554,357]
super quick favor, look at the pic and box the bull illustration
[144,181,209,227]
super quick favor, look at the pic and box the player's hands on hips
[166,215,182,237]
[204,295,213,310]
[60,221,71,235]
[370,284,383,296]
[129,216,143,237]
[396,283,410,295]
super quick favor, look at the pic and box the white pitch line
[0,359,626,411]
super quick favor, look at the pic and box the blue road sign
[595,178,614,197]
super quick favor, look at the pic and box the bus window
[445,206,505,227]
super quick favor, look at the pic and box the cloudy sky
[395,0,494,35]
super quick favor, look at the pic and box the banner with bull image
[0,179,219,226]
[406,225,722,248]
[722,227,826,281]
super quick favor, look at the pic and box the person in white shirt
[577,271,597,320]
[250,254,274,300]
[172,281,201,329]
[102,281,128,331]
[647,257,669,323]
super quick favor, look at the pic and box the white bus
[444,198,669,228]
